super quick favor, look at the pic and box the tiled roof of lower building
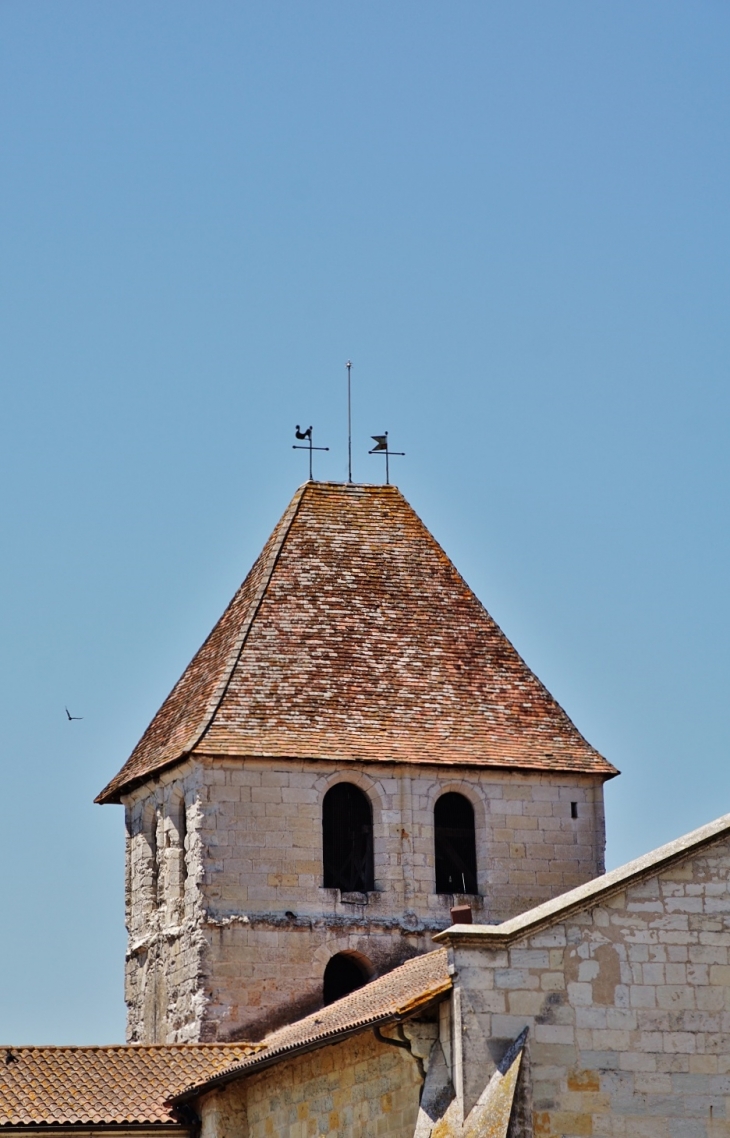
[97,482,616,803]
[0,1044,258,1126]
[174,948,452,1102]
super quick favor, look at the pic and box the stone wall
[125,759,207,1043]
[199,1030,422,1138]
[194,757,605,923]
[448,833,730,1137]
[123,754,606,1042]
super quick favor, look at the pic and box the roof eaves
[170,977,451,1105]
[434,811,730,949]
[188,748,618,778]
[95,752,196,806]
[0,1127,188,1134]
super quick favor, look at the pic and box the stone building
[95,481,616,1044]
[1,478,728,1138]
[3,812,728,1138]
[169,810,730,1138]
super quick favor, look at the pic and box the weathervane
[368,432,405,485]
[293,425,329,481]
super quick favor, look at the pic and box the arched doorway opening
[434,791,478,894]
[323,952,372,1005]
[322,783,374,893]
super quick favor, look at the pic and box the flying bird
[295,425,312,441]
[65,707,83,721]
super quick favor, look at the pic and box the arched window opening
[323,953,370,1005]
[434,792,478,894]
[322,783,374,893]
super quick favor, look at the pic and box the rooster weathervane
[293,425,329,481]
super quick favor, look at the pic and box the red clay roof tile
[174,948,452,1100]
[0,1044,257,1126]
[0,955,451,1123]
[97,483,616,803]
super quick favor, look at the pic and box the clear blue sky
[1,2,729,1043]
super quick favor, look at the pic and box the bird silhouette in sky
[295,425,312,441]
[65,707,83,721]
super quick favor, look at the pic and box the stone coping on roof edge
[434,810,730,948]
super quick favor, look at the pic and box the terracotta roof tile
[97,483,616,803]
[0,1044,257,1126]
[174,948,452,1100]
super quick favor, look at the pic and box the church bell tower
[96,481,616,1042]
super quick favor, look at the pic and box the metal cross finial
[293,425,329,481]
[368,431,405,485]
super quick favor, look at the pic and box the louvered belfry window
[322,783,374,893]
[434,792,478,894]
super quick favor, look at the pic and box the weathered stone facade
[105,481,616,1044]
[123,755,606,1042]
[435,824,730,1136]
[200,1029,426,1138]
[184,815,730,1138]
[10,486,727,1137]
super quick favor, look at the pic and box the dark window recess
[435,792,478,894]
[323,953,369,1005]
[571,802,578,819]
[322,783,374,893]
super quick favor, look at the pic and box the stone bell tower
[96,481,616,1043]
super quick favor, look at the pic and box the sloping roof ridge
[435,810,730,948]
[95,484,307,803]
[190,484,308,754]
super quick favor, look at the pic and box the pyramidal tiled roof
[97,482,616,803]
